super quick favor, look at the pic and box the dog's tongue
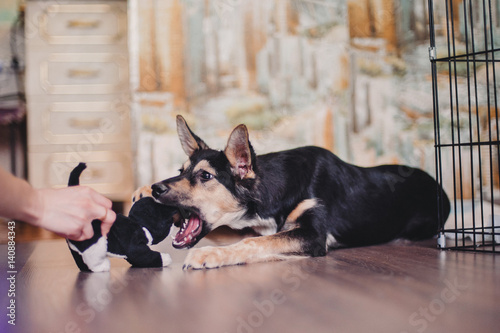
[173,213,202,248]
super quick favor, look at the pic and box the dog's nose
[152,183,169,198]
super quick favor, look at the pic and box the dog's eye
[200,170,214,181]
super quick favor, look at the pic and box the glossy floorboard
[1,233,499,333]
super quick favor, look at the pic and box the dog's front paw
[183,246,230,270]
[132,185,153,203]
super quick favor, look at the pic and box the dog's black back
[243,146,449,246]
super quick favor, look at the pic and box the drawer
[28,100,130,145]
[27,2,127,45]
[25,52,129,96]
[29,150,134,201]
[33,53,129,95]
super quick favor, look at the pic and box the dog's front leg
[183,228,325,270]
[131,185,153,202]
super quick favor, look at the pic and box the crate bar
[429,0,448,247]
[434,48,500,62]
[437,140,500,148]
[449,0,467,247]
[487,0,499,253]
[481,0,494,251]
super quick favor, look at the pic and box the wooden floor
[1,232,499,333]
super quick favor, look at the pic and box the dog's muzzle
[152,183,169,199]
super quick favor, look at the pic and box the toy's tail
[69,163,87,186]
[66,162,108,272]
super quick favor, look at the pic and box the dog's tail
[68,163,87,186]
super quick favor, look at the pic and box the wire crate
[429,0,500,252]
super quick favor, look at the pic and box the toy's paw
[161,253,172,267]
[132,185,153,203]
[183,246,234,270]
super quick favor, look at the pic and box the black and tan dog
[140,115,450,270]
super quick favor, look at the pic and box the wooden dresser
[25,0,133,202]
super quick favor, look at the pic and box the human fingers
[77,186,113,221]
[66,221,95,241]
[100,209,116,237]
[87,188,116,236]
[87,188,113,209]
[78,187,115,237]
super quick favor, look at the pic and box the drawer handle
[68,117,102,129]
[86,168,104,180]
[67,20,101,29]
[67,69,100,79]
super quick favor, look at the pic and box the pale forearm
[0,166,116,240]
[0,167,41,224]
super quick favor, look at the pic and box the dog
[139,115,450,270]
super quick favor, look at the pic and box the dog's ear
[176,115,209,157]
[224,124,256,180]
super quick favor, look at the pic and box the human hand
[32,186,116,241]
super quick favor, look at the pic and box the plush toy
[66,163,178,272]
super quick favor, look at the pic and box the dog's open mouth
[172,212,203,249]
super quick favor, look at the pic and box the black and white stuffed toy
[66,163,178,272]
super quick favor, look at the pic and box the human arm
[0,167,116,241]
